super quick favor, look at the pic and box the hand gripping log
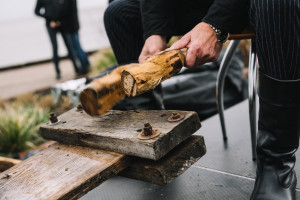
[80,48,187,116]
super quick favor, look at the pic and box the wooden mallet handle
[80,48,187,116]
[121,48,187,97]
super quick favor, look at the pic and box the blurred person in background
[35,0,88,79]
[61,0,90,75]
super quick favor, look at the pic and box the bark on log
[121,49,186,97]
[80,64,137,116]
[80,48,186,116]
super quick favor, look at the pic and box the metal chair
[216,28,258,160]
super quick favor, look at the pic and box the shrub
[89,49,117,76]
[0,103,48,155]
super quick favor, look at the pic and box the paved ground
[0,52,102,100]
[79,100,300,200]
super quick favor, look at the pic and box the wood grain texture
[80,64,133,116]
[121,49,186,97]
[0,143,128,200]
[120,135,206,185]
[40,109,201,160]
[80,48,187,116]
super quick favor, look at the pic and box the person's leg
[46,25,60,79]
[61,31,80,74]
[104,0,164,110]
[71,32,90,74]
[249,0,300,199]
[104,0,144,65]
[104,0,211,110]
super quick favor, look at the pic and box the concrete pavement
[0,52,103,100]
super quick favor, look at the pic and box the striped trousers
[104,0,300,80]
[249,0,300,80]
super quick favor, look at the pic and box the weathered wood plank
[121,135,206,185]
[0,143,128,200]
[40,109,201,160]
[0,135,207,199]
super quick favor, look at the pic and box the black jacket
[61,0,80,33]
[34,0,65,25]
[140,0,249,40]
[35,0,79,33]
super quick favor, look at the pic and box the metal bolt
[138,122,161,140]
[77,104,83,111]
[143,122,153,136]
[171,112,181,119]
[167,112,185,122]
[1,174,11,179]
[49,112,58,124]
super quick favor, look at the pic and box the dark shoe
[250,72,300,200]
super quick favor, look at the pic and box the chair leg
[248,39,258,160]
[216,40,241,141]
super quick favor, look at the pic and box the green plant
[0,104,49,155]
[89,49,117,75]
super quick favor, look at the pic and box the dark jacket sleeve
[61,0,80,33]
[34,0,45,18]
[202,0,249,34]
[140,0,175,40]
[34,0,63,21]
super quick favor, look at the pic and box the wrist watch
[208,23,229,43]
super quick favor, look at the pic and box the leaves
[0,104,48,154]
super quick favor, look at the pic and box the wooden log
[39,109,201,160]
[80,48,186,116]
[121,49,186,97]
[120,135,206,185]
[0,143,128,200]
[0,157,21,173]
[80,64,136,116]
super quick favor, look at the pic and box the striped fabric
[249,0,300,80]
[105,0,300,81]
[104,0,205,65]
[104,0,144,65]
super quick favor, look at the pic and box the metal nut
[143,122,153,136]
[138,122,161,140]
[49,113,58,123]
[77,104,83,111]
[167,112,185,122]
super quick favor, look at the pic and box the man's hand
[169,22,222,67]
[50,21,61,28]
[139,35,167,63]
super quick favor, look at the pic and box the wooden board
[120,135,206,185]
[40,109,201,160]
[0,143,128,200]
[0,135,206,200]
